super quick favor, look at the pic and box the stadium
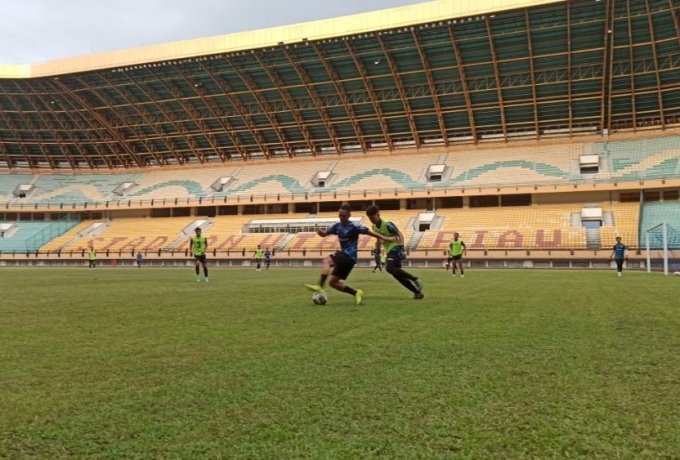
[2,0,680,457]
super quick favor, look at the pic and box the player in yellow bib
[448,232,467,278]
[88,247,97,269]
[254,245,264,271]
[366,205,424,299]
[189,227,209,283]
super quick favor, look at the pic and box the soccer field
[1,267,679,458]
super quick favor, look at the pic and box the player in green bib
[254,245,264,271]
[366,205,424,299]
[448,232,466,277]
[189,227,209,283]
[88,246,97,269]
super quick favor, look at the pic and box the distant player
[254,245,264,271]
[264,248,272,270]
[305,204,396,305]
[189,227,209,283]
[448,232,467,278]
[371,247,383,273]
[136,252,143,269]
[366,205,424,299]
[88,246,97,269]
[609,236,628,277]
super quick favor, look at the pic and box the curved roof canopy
[1,0,679,169]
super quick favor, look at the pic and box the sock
[195,266,200,275]
[204,267,209,277]
[319,274,328,287]
[343,286,357,296]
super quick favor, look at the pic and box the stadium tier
[3,135,680,205]
[640,202,680,249]
[0,220,79,253]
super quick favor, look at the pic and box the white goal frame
[645,222,669,276]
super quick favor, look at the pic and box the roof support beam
[345,40,394,150]
[176,66,248,161]
[120,73,192,165]
[600,0,614,134]
[229,59,293,157]
[377,35,420,149]
[447,24,477,142]
[5,84,59,169]
[253,51,317,156]
[280,46,346,155]
[23,82,74,169]
[91,74,168,166]
[485,16,509,141]
[147,70,213,164]
[412,29,448,146]
[524,10,541,139]
[626,0,638,132]
[645,0,666,130]
[309,42,367,152]
[34,80,95,169]
[199,62,270,158]
[0,100,32,168]
[567,1,573,135]
[53,78,141,168]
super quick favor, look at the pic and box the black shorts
[330,251,356,280]
[386,251,403,270]
[194,254,207,263]
[450,254,462,261]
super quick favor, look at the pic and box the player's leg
[202,257,209,282]
[457,257,465,277]
[305,255,334,292]
[385,253,422,298]
[616,258,623,276]
[266,260,270,270]
[328,257,363,305]
[194,258,201,281]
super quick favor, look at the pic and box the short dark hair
[365,205,380,217]
[339,204,352,213]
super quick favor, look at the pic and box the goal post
[645,222,669,276]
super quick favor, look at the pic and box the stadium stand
[40,220,101,253]
[59,217,196,252]
[31,174,144,203]
[0,220,79,253]
[639,202,680,248]
[594,136,680,181]
[419,205,588,250]
[0,174,35,200]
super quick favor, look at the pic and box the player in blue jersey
[305,204,397,305]
[609,236,629,277]
[264,248,272,270]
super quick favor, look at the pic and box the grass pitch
[1,267,679,459]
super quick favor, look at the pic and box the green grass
[1,267,679,459]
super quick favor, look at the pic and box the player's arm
[367,229,398,242]
[624,245,629,260]
[188,237,193,256]
[609,246,615,260]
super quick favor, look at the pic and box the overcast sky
[0,0,428,64]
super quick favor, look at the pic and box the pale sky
[0,0,428,64]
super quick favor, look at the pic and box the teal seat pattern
[449,161,569,184]
[0,220,79,253]
[639,202,680,249]
[215,175,308,196]
[33,174,144,203]
[594,136,680,172]
[127,180,206,198]
[326,169,422,191]
[617,158,680,181]
[0,175,35,198]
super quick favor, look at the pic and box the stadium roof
[1,0,680,170]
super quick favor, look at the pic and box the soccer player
[609,236,628,277]
[449,232,467,278]
[365,205,424,299]
[264,248,272,270]
[136,252,143,269]
[305,204,396,305]
[371,247,383,273]
[254,245,264,271]
[88,246,97,269]
[189,227,209,283]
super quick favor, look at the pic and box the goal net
[645,222,680,275]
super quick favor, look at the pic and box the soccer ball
[312,291,328,305]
